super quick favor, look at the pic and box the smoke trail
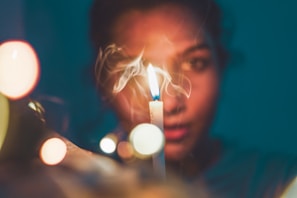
[94,44,191,100]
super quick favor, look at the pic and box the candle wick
[152,95,160,101]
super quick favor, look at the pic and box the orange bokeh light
[117,141,134,160]
[0,40,40,100]
[40,137,67,166]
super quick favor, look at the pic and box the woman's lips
[164,125,188,141]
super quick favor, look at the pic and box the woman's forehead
[112,4,208,59]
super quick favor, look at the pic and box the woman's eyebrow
[182,43,209,56]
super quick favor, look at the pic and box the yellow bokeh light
[0,94,9,151]
[129,123,164,158]
[40,137,67,165]
[282,176,297,198]
[99,133,118,154]
[0,40,40,100]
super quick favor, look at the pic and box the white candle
[149,100,165,178]
[149,101,163,131]
[147,64,166,179]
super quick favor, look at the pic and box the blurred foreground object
[0,93,9,151]
[0,97,46,162]
[0,40,43,160]
[0,97,192,198]
[0,39,195,197]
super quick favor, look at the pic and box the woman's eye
[181,58,210,72]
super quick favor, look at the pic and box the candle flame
[147,64,160,100]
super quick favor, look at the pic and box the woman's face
[110,4,221,161]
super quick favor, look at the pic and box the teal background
[1,0,296,154]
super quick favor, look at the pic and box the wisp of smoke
[94,44,191,101]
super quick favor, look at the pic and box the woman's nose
[162,91,186,116]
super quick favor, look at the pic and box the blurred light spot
[99,133,118,154]
[28,100,45,123]
[0,40,40,100]
[117,141,134,160]
[282,176,297,198]
[40,137,67,165]
[28,101,38,111]
[129,123,164,158]
[0,94,9,151]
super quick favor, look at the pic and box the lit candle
[147,64,166,179]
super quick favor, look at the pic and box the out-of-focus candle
[147,64,165,179]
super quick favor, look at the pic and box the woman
[90,0,297,197]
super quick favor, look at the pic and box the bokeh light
[117,141,134,160]
[99,133,118,154]
[0,94,9,151]
[0,40,40,100]
[27,100,45,123]
[40,137,67,165]
[129,123,164,158]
